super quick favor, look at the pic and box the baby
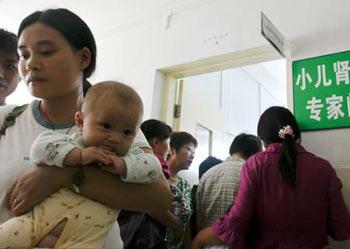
[0,81,161,248]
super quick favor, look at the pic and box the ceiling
[1,0,349,39]
[0,0,199,34]
[0,0,349,57]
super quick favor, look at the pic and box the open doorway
[164,57,287,185]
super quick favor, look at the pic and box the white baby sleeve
[30,131,80,167]
[121,146,162,184]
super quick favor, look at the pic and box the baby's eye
[123,129,134,136]
[101,123,111,129]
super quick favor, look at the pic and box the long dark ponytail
[83,79,92,96]
[257,106,300,189]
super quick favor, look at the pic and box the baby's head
[75,81,143,157]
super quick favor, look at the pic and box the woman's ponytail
[83,79,92,97]
[278,130,297,188]
[257,107,301,190]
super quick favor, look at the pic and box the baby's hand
[81,147,114,165]
[101,155,127,176]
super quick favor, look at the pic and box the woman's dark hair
[170,131,198,153]
[257,106,301,189]
[18,8,96,95]
[229,133,262,159]
[140,119,172,142]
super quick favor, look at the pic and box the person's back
[197,156,243,229]
[246,143,348,248]
[193,107,350,249]
[197,133,262,230]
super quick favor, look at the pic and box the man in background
[196,133,262,231]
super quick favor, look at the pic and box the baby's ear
[75,111,84,129]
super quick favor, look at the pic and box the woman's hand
[190,227,222,249]
[190,236,202,249]
[7,165,73,215]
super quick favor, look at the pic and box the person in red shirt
[141,119,173,178]
[192,106,350,249]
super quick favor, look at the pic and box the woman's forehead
[18,23,67,47]
[182,143,195,149]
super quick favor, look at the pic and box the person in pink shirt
[141,119,173,179]
[191,106,350,249]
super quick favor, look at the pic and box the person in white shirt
[0,81,163,248]
[0,8,172,248]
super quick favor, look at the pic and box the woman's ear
[78,47,92,71]
[75,111,84,130]
[149,138,157,148]
[168,148,176,157]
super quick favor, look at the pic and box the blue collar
[32,100,75,130]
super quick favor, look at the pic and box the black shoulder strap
[0,104,29,136]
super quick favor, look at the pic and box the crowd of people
[0,7,349,249]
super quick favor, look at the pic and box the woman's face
[18,23,86,99]
[152,137,170,159]
[170,142,196,170]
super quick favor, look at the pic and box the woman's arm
[7,165,72,215]
[8,164,172,216]
[78,166,173,211]
[327,167,350,240]
[148,210,184,239]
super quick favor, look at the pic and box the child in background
[0,81,162,248]
[0,28,20,105]
[117,119,182,249]
[141,119,173,178]
[141,119,184,241]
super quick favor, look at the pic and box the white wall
[2,0,346,191]
[222,68,260,136]
[1,0,348,245]
[289,14,350,249]
[178,75,225,185]
[176,61,286,186]
[94,0,266,118]
[94,0,349,170]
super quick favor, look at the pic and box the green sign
[293,51,350,131]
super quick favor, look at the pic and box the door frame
[158,45,290,130]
